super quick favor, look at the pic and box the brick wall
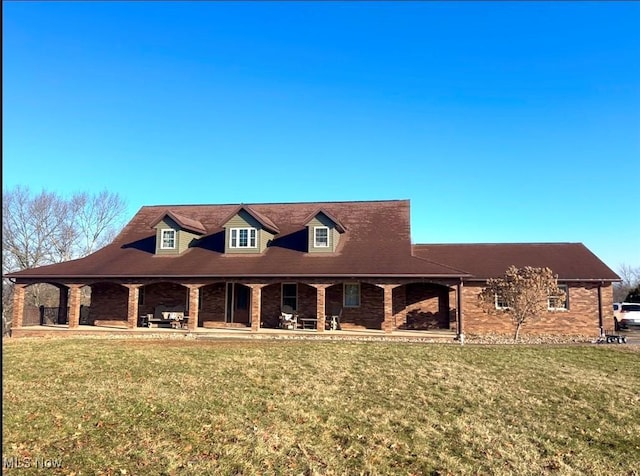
[90,283,128,324]
[332,283,385,330]
[84,278,613,335]
[199,283,226,325]
[461,282,612,337]
[397,283,451,330]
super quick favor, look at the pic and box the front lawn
[3,338,639,475]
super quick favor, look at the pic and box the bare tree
[2,186,127,334]
[613,264,640,303]
[72,191,127,256]
[478,266,565,342]
[3,186,127,269]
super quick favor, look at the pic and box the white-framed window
[495,294,509,310]
[282,283,297,311]
[314,226,329,248]
[230,228,257,248]
[344,283,360,308]
[161,229,176,249]
[548,285,569,310]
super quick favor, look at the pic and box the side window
[548,285,569,310]
[344,283,360,308]
[495,294,509,310]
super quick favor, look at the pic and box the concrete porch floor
[10,325,457,342]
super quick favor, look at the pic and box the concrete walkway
[9,325,458,343]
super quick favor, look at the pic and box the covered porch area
[10,277,467,338]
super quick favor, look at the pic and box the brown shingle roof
[149,210,207,234]
[8,200,467,280]
[303,208,347,233]
[6,200,618,283]
[221,205,280,234]
[413,243,620,281]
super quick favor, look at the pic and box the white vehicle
[614,302,640,329]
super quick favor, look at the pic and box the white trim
[344,283,360,308]
[495,294,509,310]
[314,226,330,248]
[548,285,569,311]
[230,227,257,248]
[160,229,176,249]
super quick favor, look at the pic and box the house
[7,199,620,337]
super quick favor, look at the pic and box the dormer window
[160,229,176,249]
[230,228,257,248]
[304,208,346,253]
[314,227,329,248]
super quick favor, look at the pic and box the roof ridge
[409,254,471,275]
[140,199,410,209]
[415,242,584,246]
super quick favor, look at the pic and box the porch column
[186,285,203,332]
[125,284,142,329]
[311,284,331,333]
[597,283,604,337]
[68,285,82,329]
[457,280,465,344]
[248,284,266,332]
[11,284,27,329]
[379,284,398,334]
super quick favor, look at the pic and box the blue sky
[3,2,639,270]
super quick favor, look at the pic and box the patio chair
[279,305,298,330]
[326,304,342,331]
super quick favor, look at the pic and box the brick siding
[461,282,613,337]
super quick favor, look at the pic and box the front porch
[11,277,466,337]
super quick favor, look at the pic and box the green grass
[3,338,640,475]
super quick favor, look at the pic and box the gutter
[8,273,473,280]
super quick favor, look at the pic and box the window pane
[344,284,360,307]
[239,229,248,247]
[162,230,175,249]
[549,285,569,310]
[231,228,257,248]
[315,227,329,247]
[282,283,297,310]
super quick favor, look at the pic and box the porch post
[11,284,26,329]
[187,285,202,331]
[312,284,330,332]
[68,285,82,329]
[457,280,465,344]
[125,284,141,329]
[597,283,604,337]
[248,284,265,332]
[380,284,397,334]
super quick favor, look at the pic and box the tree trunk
[514,322,522,343]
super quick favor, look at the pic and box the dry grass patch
[3,338,640,475]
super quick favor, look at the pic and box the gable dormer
[222,206,279,254]
[303,209,346,253]
[150,210,206,255]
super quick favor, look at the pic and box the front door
[226,283,250,326]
